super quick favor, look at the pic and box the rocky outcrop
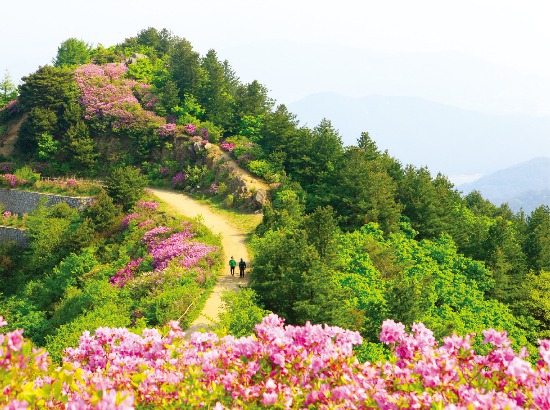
[168,135,271,210]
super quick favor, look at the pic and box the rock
[252,189,268,208]
[193,141,203,153]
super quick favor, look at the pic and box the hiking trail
[150,188,253,333]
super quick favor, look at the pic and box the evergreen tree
[53,38,92,68]
[0,70,18,106]
[168,38,204,100]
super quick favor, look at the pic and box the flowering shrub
[112,223,217,286]
[172,172,187,189]
[220,141,236,153]
[0,162,15,174]
[1,211,27,228]
[2,173,24,188]
[32,178,103,196]
[209,183,219,195]
[110,258,144,288]
[5,314,550,408]
[157,122,177,137]
[136,200,159,211]
[75,63,170,140]
[120,212,139,229]
[183,123,197,135]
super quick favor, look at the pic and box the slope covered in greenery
[1,27,550,408]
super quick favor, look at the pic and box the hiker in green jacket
[229,256,236,276]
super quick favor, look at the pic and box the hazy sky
[2,0,549,93]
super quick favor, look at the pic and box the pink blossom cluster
[172,172,187,188]
[136,200,159,211]
[183,123,196,135]
[3,173,24,187]
[2,211,12,218]
[109,257,144,288]
[75,63,170,136]
[157,123,177,137]
[141,226,174,248]
[144,227,215,271]
[220,141,236,153]
[120,212,139,230]
[5,315,550,408]
[75,64,139,125]
[0,162,15,173]
[0,316,50,408]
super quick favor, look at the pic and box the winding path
[150,189,250,333]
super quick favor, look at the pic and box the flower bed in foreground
[2,315,550,409]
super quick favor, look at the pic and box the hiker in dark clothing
[239,258,246,278]
[229,256,236,275]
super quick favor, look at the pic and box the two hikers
[229,256,247,277]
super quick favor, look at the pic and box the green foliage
[24,202,78,273]
[83,190,122,232]
[168,38,203,99]
[17,107,57,154]
[216,288,271,337]
[18,65,79,114]
[523,205,550,271]
[0,70,18,107]
[63,121,98,173]
[106,166,148,211]
[36,133,60,162]
[14,166,40,184]
[53,38,92,68]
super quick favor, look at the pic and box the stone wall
[0,226,28,247]
[0,188,94,247]
[0,188,94,215]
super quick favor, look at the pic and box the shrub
[106,166,149,211]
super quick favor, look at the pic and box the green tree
[18,65,79,138]
[53,38,92,67]
[83,190,122,232]
[135,27,175,57]
[335,147,402,233]
[106,166,148,211]
[196,49,233,130]
[17,107,57,154]
[0,70,18,106]
[523,205,550,272]
[168,38,203,100]
[63,121,98,173]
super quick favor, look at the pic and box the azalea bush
[3,314,550,408]
[0,210,28,228]
[32,177,103,196]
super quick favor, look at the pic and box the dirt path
[150,188,250,333]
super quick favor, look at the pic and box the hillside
[458,157,550,212]
[2,27,550,409]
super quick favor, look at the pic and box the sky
[2,0,549,182]
[3,0,549,90]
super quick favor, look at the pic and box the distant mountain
[287,93,550,178]
[458,157,550,213]
[225,40,550,116]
